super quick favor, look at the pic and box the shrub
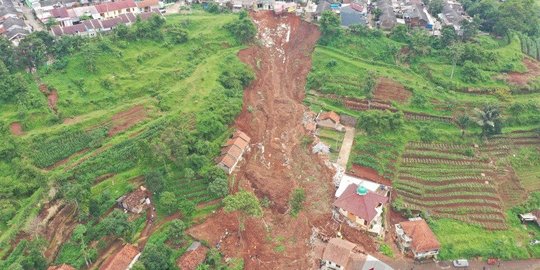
[289,188,305,217]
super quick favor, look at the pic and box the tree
[494,0,539,36]
[17,33,48,71]
[372,8,383,21]
[445,43,464,79]
[73,224,94,267]
[0,37,16,70]
[428,0,444,15]
[168,25,188,44]
[472,104,502,137]
[461,61,484,83]
[140,243,173,270]
[224,16,257,44]
[99,209,133,239]
[159,191,178,215]
[224,191,262,234]
[167,219,186,245]
[144,170,164,195]
[178,199,195,221]
[408,29,432,56]
[0,60,29,103]
[289,188,305,217]
[461,17,479,41]
[319,11,341,41]
[224,191,263,217]
[357,110,404,135]
[389,24,409,43]
[63,182,91,220]
[45,18,58,30]
[208,178,229,198]
[457,115,471,137]
[439,25,457,48]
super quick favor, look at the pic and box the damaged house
[395,218,441,260]
[217,130,251,174]
[116,186,150,214]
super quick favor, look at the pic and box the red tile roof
[48,264,76,270]
[177,243,209,270]
[322,238,356,266]
[51,7,69,18]
[136,0,159,8]
[96,0,137,13]
[399,219,441,253]
[319,111,340,124]
[100,244,140,270]
[217,130,250,171]
[333,184,388,222]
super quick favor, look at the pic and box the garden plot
[395,143,508,230]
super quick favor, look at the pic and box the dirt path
[191,12,338,269]
[336,127,355,167]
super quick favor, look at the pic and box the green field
[0,11,253,267]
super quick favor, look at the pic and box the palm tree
[471,105,502,137]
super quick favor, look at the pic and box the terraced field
[395,142,509,230]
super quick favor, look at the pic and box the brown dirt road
[189,11,342,269]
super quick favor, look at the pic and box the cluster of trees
[461,0,540,37]
[224,11,256,44]
[357,110,405,135]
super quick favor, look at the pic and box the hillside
[306,18,540,260]
[0,12,253,268]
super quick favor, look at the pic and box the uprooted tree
[223,191,262,238]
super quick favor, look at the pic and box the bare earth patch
[373,77,411,103]
[507,58,540,86]
[108,105,147,136]
[10,122,23,136]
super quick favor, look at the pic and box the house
[403,4,429,28]
[254,0,274,10]
[217,130,250,174]
[438,0,466,32]
[333,183,389,235]
[116,186,150,214]
[519,210,540,226]
[334,173,390,198]
[100,244,141,270]
[317,238,393,270]
[136,0,160,13]
[317,111,344,131]
[340,3,367,27]
[47,264,76,270]
[377,0,396,30]
[313,0,331,21]
[176,242,209,270]
[96,0,138,19]
[1,17,31,45]
[395,218,441,260]
[50,10,161,36]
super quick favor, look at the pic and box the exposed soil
[348,164,392,186]
[507,58,540,86]
[190,12,338,269]
[10,122,24,136]
[39,202,78,260]
[373,77,411,103]
[39,84,58,113]
[108,105,147,136]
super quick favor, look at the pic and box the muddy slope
[190,12,340,269]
